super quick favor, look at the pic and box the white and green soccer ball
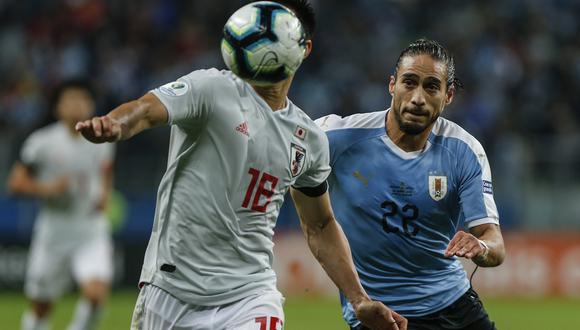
[221,1,307,85]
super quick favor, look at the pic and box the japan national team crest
[290,143,306,177]
[429,175,448,201]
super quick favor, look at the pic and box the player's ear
[445,85,455,105]
[303,40,313,59]
[388,75,396,96]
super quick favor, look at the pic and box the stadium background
[0,0,579,328]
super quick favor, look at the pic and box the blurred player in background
[316,39,506,330]
[7,80,115,330]
[75,1,406,329]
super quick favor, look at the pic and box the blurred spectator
[1,0,579,229]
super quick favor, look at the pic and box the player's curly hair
[394,38,464,91]
[262,0,316,39]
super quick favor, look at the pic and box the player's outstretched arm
[444,223,505,267]
[7,162,68,199]
[75,93,168,143]
[290,188,407,330]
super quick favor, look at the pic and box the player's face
[389,54,454,135]
[56,88,95,124]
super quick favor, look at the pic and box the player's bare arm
[75,93,168,143]
[444,223,505,267]
[290,188,407,330]
[7,162,69,199]
[96,161,114,211]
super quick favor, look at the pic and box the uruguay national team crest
[429,175,447,201]
[290,143,306,177]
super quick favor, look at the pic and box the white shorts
[24,232,113,301]
[131,285,285,330]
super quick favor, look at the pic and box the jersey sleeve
[457,142,500,228]
[150,69,220,129]
[293,129,331,189]
[314,114,345,166]
[314,114,352,167]
[314,114,343,131]
[19,132,44,170]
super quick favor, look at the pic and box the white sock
[21,311,50,330]
[66,299,103,330]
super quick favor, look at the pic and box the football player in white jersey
[7,80,115,330]
[75,1,406,330]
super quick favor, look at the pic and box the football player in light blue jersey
[316,39,505,330]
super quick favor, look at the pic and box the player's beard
[393,106,440,135]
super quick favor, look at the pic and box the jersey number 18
[243,168,279,213]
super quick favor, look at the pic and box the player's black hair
[269,0,316,39]
[394,38,463,91]
[50,78,95,111]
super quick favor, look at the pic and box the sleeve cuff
[466,217,500,228]
[149,90,173,125]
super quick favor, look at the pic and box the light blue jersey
[316,110,499,324]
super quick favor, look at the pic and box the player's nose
[410,89,426,107]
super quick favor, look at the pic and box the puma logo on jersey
[352,171,369,187]
[318,116,330,128]
[235,121,250,136]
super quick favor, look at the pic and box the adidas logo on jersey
[235,121,249,136]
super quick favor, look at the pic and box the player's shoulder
[314,111,387,159]
[180,67,225,79]
[287,103,328,146]
[179,68,240,91]
[315,110,387,132]
[25,122,62,144]
[19,123,63,160]
[431,117,486,156]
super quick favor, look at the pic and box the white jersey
[20,122,114,242]
[141,68,330,306]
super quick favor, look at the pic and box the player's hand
[40,176,70,198]
[354,299,408,330]
[75,116,122,143]
[444,231,485,259]
[95,192,108,211]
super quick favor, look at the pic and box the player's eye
[426,83,440,91]
[402,79,416,88]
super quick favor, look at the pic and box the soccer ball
[221,1,307,86]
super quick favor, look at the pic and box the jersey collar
[381,109,432,160]
[246,83,291,113]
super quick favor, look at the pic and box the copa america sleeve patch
[483,180,493,194]
[158,81,189,97]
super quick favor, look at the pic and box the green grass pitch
[1,290,578,329]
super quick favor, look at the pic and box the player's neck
[251,77,293,111]
[385,110,432,152]
[61,120,82,138]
